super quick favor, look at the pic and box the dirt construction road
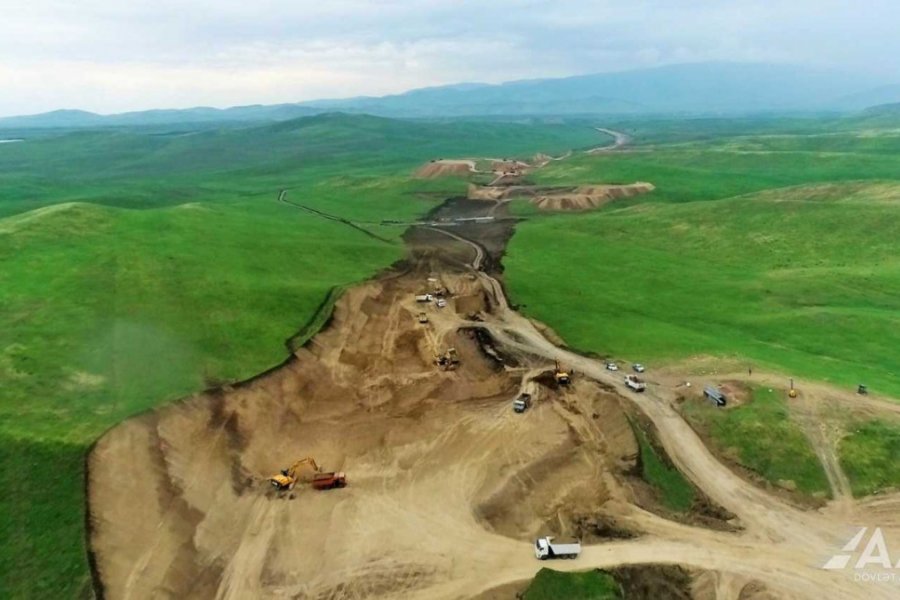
[88,164,900,599]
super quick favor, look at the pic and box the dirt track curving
[88,138,900,599]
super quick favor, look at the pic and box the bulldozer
[436,347,460,371]
[554,361,571,386]
[417,312,429,324]
[269,457,320,491]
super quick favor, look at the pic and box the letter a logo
[823,527,868,570]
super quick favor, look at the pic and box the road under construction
[86,162,900,600]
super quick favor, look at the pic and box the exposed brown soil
[87,205,651,599]
[691,572,784,600]
[612,564,693,599]
[87,272,650,599]
[468,182,655,211]
[415,159,476,178]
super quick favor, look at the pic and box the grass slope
[506,182,900,397]
[682,388,829,496]
[532,129,900,205]
[632,421,695,512]
[840,420,900,497]
[522,568,622,600]
[0,116,603,598]
[0,202,402,597]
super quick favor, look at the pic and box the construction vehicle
[703,385,726,406]
[417,312,429,324]
[415,294,433,303]
[428,278,447,297]
[269,457,320,490]
[311,472,347,490]
[554,361,571,386]
[858,384,869,395]
[436,348,460,371]
[625,374,646,392]
[513,393,532,413]
[534,536,581,560]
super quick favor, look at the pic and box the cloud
[0,0,898,115]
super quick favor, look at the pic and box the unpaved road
[588,128,632,153]
[88,142,900,600]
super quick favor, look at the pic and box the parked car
[632,363,645,373]
[605,362,618,371]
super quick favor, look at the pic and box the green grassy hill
[5,111,900,597]
[0,201,404,597]
[0,114,603,216]
[507,181,900,396]
[0,115,601,597]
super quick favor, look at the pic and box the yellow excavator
[269,457,320,490]
[554,361,571,386]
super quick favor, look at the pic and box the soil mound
[533,183,655,211]
[467,182,655,210]
[415,160,475,178]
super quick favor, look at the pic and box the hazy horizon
[2,1,900,117]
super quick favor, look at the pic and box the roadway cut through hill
[88,145,900,600]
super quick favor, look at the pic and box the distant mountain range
[0,104,321,129]
[2,62,899,129]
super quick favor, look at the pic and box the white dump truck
[534,536,581,560]
[513,393,532,413]
[415,294,433,303]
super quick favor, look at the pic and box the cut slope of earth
[88,271,644,599]
[467,183,655,211]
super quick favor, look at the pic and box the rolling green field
[506,180,900,398]
[0,115,602,597]
[4,110,900,597]
[682,388,830,497]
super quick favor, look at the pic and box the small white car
[605,362,618,371]
[632,363,645,373]
[436,298,448,308]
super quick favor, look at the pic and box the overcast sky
[1,0,898,116]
